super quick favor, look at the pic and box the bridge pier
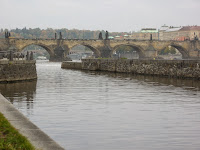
[49,56,62,62]
[98,40,114,58]
[99,47,112,58]
[48,46,65,62]
[144,45,157,59]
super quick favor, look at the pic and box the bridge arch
[20,43,54,56]
[159,44,190,59]
[112,44,145,58]
[170,44,189,59]
[69,44,101,58]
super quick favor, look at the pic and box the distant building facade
[130,25,200,41]
[131,28,159,40]
[159,25,200,41]
[113,35,131,40]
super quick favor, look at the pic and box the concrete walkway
[0,94,65,150]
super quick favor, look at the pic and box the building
[159,25,200,41]
[130,25,200,41]
[114,35,131,40]
[131,28,159,40]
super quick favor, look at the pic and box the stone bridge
[0,38,200,61]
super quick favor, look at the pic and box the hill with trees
[0,28,127,39]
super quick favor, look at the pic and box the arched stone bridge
[0,38,200,61]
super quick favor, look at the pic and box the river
[0,60,200,150]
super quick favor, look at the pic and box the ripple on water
[0,60,200,150]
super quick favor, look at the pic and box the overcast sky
[1,0,200,32]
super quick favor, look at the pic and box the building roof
[141,28,158,33]
[179,26,200,31]
[164,27,182,32]
[159,25,169,31]
[159,25,182,32]
[141,28,157,30]
[108,36,114,39]
[160,25,200,32]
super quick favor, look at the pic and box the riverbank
[0,93,65,150]
[62,59,200,80]
[0,112,35,149]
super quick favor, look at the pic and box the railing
[0,37,199,42]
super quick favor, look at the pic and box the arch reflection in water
[0,80,37,110]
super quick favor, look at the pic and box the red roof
[180,26,200,31]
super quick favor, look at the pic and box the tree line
[0,28,127,39]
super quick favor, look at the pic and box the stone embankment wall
[0,60,37,82]
[62,59,200,80]
[61,61,82,70]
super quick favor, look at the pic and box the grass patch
[0,112,35,150]
[120,57,127,59]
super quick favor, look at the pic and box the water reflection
[81,70,200,91]
[0,80,37,110]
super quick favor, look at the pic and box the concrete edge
[0,93,65,150]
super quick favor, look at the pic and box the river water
[0,60,200,150]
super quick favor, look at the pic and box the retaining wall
[0,60,37,82]
[61,61,82,69]
[62,59,200,80]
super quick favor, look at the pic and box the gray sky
[1,0,200,32]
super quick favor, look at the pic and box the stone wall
[61,61,82,70]
[0,60,37,82]
[79,59,200,80]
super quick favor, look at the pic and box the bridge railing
[0,37,199,42]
